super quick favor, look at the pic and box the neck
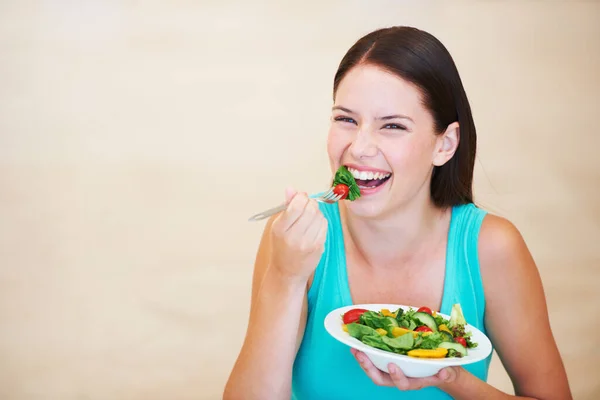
[340,197,451,270]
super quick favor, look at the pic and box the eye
[383,123,407,130]
[334,116,357,125]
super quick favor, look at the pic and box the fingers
[351,349,459,391]
[387,364,458,391]
[291,198,319,232]
[291,199,321,236]
[275,191,310,232]
[437,367,459,384]
[284,186,297,204]
[272,189,326,253]
[387,364,418,390]
[351,350,393,387]
[304,210,326,246]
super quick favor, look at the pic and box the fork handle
[247,203,287,222]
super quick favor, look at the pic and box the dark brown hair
[333,26,476,207]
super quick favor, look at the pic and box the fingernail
[389,364,397,374]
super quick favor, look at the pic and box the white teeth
[347,167,391,180]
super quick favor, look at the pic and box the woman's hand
[269,187,328,282]
[351,349,459,390]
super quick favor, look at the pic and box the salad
[331,166,361,201]
[341,304,478,359]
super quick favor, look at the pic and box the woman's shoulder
[452,203,524,256]
[477,210,535,280]
[479,213,526,260]
[451,202,532,276]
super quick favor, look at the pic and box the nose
[349,128,378,159]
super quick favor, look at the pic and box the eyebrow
[332,106,414,123]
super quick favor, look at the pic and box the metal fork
[247,188,342,222]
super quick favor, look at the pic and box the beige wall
[1,1,598,399]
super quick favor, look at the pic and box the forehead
[334,64,425,116]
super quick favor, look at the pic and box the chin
[344,196,388,219]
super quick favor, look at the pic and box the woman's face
[327,64,457,218]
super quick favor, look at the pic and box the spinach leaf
[359,311,388,329]
[332,166,361,201]
[381,332,415,350]
[346,323,379,340]
[381,317,399,333]
[396,309,419,330]
[361,335,393,352]
[418,332,444,349]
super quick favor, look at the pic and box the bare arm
[223,191,327,400]
[440,215,572,399]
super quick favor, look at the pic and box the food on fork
[332,166,361,201]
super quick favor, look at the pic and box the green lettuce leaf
[361,334,393,352]
[346,323,379,340]
[418,332,445,349]
[381,332,415,350]
[359,311,388,329]
[396,309,418,331]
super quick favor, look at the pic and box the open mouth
[347,167,392,190]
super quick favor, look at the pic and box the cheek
[383,136,435,172]
[326,127,348,164]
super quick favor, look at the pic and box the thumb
[438,367,458,383]
[285,186,298,204]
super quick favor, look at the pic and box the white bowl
[324,303,493,378]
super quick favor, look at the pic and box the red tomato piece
[454,337,467,347]
[417,306,433,315]
[414,325,433,333]
[342,308,369,324]
[333,184,349,200]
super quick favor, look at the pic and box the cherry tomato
[417,306,433,315]
[333,184,349,200]
[454,337,467,347]
[414,325,433,333]
[342,308,369,325]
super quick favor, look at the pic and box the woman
[224,26,571,400]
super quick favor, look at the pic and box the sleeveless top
[291,201,492,399]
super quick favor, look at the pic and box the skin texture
[223,64,572,399]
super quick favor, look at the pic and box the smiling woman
[223,26,572,400]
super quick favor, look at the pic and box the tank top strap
[440,203,488,331]
[307,200,345,311]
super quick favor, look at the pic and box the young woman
[224,26,571,400]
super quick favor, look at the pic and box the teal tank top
[292,202,492,399]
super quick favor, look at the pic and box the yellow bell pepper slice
[407,348,449,358]
[391,327,419,339]
[376,328,388,336]
[381,308,397,318]
[438,324,452,334]
[342,324,349,332]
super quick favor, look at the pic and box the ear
[432,122,460,167]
